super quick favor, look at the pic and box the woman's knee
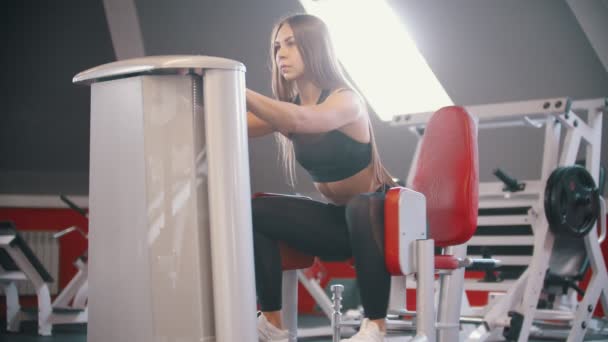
[251,196,291,236]
[345,193,385,242]
[251,197,264,215]
[345,194,373,233]
[251,197,271,232]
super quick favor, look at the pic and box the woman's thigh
[251,195,352,259]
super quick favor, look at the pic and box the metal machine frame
[395,97,608,341]
[0,225,88,336]
[289,97,607,341]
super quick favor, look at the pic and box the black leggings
[252,191,390,320]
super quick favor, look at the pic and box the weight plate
[544,166,600,237]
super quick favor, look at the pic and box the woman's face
[274,23,305,81]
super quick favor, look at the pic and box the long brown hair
[270,14,394,188]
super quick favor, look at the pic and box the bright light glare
[300,0,452,121]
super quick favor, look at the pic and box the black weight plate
[544,166,600,237]
[544,167,567,232]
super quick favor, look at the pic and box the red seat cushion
[279,242,316,270]
[411,106,479,247]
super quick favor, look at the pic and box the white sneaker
[257,313,290,342]
[341,318,386,341]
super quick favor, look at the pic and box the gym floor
[0,316,334,342]
[2,315,608,342]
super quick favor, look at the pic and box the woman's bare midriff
[314,164,382,205]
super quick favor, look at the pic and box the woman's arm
[246,89,364,134]
[248,112,275,138]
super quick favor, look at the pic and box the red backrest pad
[411,106,479,247]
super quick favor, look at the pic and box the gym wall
[0,0,114,196]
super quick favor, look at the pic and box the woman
[247,14,395,342]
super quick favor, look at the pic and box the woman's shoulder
[327,88,368,119]
[329,87,352,96]
[325,87,365,105]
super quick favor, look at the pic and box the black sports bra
[291,89,372,182]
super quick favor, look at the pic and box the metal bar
[331,284,344,342]
[52,268,87,309]
[18,232,59,295]
[72,277,88,309]
[559,121,582,166]
[392,97,604,128]
[556,110,595,145]
[48,309,88,325]
[0,271,28,281]
[462,279,517,292]
[572,98,607,112]
[4,246,53,335]
[205,69,258,342]
[468,236,533,246]
[0,195,89,208]
[388,276,407,312]
[533,309,575,321]
[540,115,562,197]
[297,270,334,319]
[3,282,21,332]
[414,239,436,342]
[477,118,545,129]
[467,255,531,266]
[437,244,467,342]
[392,97,570,127]
[281,270,298,342]
[567,271,605,342]
[513,118,562,342]
[478,199,538,209]
[477,215,531,226]
[466,268,529,338]
[0,236,15,245]
[479,181,542,197]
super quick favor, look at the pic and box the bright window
[300,0,452,121]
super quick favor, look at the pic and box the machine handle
[599,197,606,244]
[60,194,88,219]
[463,257,502,270]
[523,116,543,128]
[493,169,525,192]
[53,226,88,240]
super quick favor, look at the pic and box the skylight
[300,0,452,121]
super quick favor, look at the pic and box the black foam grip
[60,195,88,218]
